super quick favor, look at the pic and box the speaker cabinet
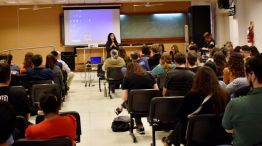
[61,52,75,71]
[188,6,211,48]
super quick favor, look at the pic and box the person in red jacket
[25,93,76,142]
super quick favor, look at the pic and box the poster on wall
[247,21,254,46]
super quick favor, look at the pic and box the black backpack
[111,116,130,132]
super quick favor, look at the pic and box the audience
[224,41,234,56]
[213,51,226,80]
[234,46,241,53]
[26,54,54,81]
[223,53,245,85]
[187,52,200,73]
[159,43,165,54]
[151,52,176,77]
[130,51,150,71]
[164,66,228,146]
[148,44,161,70]
[20,52,34,74]
[141,45,151,59]
[45,54,64,92]
[25,93,76,142]
[6,54,20,75]
[0,101,16,146]
[204,61,227,88]
[115,62,158,134]
[118,47,131,63]
[240,45,251,62]
[55,51,75,88]
[250,46,259,56]
[223,53,262,146]
[163,53,195,96]
[169,44,179,62]
[51,51,63,70]
[0,63,31,120]
[102,49,125,72]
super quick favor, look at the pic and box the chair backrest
[13,137,72,146]
[97,63,105,77]
[31,83,60,103]
[107,67,124,80]
[13,116,27,141]
[35,111,81,143]
[149,96,184,123]
[128,89,159,115]
[186,114,232,146]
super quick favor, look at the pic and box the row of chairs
[127,89,232,146]
[13,111,81,146]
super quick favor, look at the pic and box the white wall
[228,0,262,51]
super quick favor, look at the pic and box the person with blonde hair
[152,52,176,76]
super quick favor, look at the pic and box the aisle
[58,72,167,146]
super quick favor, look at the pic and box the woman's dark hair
[187,52,197,66]
[126,62,147,77]
[107,33,118,45]
[250,46,259,56]
[204,61,217,74]
[192,66,228,113]
[6,54,13,65]
[234,46,241,52]
[228,52,245,78]
[0,101,16,144]
[213,51,226,77]
[51,51,59,57]
[23,52,34,69]
[245,53,262,83]
[174,53,186,65]
[0,63,11,83]
[40,93,61,114]
[45,54,57,69]
[141,46,151,56]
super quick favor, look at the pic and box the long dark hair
[228,52,245,78]
[213,51,226,77]
[23,52,34,69]
[107,33,118,45]
[192,66,228,113]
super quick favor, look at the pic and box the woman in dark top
[115,62,158,134]
[163,66,228,146]
[106,33,119,58]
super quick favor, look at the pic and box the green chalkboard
[120,13,186,39]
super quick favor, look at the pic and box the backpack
[111,116,130,132]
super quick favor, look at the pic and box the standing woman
[106,33,119,58]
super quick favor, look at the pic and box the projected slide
[64,8,120,46]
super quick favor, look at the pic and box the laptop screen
[90,57,102,64]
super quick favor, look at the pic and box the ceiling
[0,0,191,5]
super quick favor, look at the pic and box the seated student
[250,46,259,56]
[0,63,31,120]
[0,101,16,146]
[118,47,131,64]
[163,66,228,146]
[25,93,76,142]
[240,45,251,63]
[130,51,150,71]
[204,61,227,88]
[223,53,246,85]
[26,54,54,81]
[45,55,64,92]
[223,53,262,146]
[115,62,158,134]
[51,51,63,70]
[213,51,226,81]
[169,44,179,62]
[148,44,161,70]
[163,53,195,96]
[141,45,151,60]
[151,52,176,76]
[187,52,200,73]
[6,54,20,75]
[20,52,34,74]
[102,49,125,72]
